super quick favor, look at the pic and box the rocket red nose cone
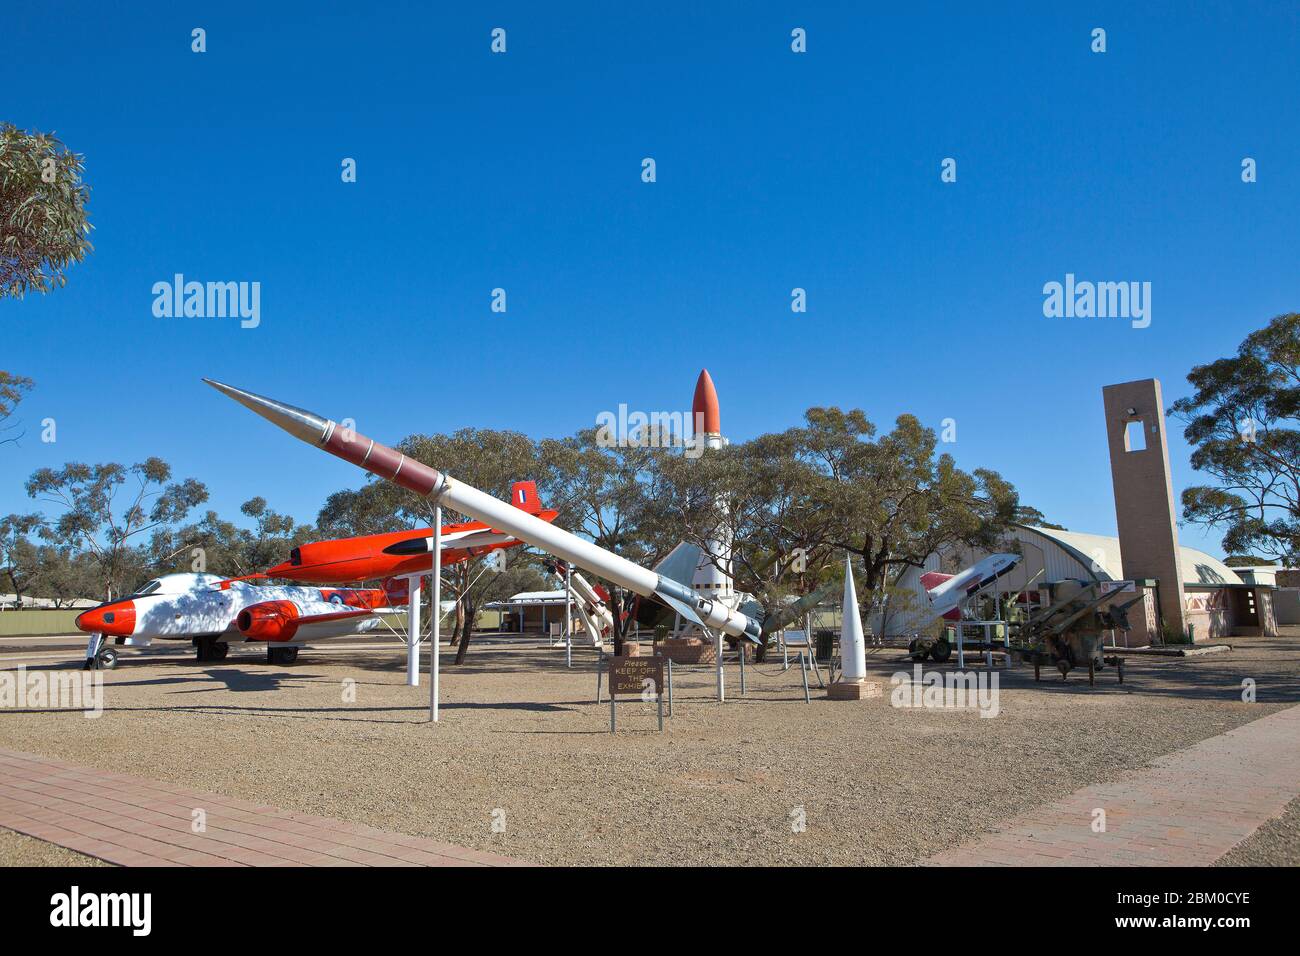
[692,369,721,435]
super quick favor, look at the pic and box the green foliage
[25,458,209,598]
[0,371,34,447]
[0,124,93,298]
[27,546,100,606]
[316,427,547,653]
[538,428,684,649]
[539,428,678,566]
[0,513,44,600]
[1224,555,1276,567]
[148,500,317,580]
[652,406,1025,637]
[1171,313,1300,563]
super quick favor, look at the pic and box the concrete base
[827,679,881,701]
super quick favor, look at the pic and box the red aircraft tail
[919,571,961,621]
[510,481,544,515]
[381,576,413,606]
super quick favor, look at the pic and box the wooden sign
[608,656,664,697]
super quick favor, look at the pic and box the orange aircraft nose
[75,601,136,637]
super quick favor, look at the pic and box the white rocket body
[690,370,735,600]
[840,557,867,681]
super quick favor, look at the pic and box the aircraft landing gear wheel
[96,646,119,670]
[210,642,228,661]
[929,638,951,663]
[267,647,298,665]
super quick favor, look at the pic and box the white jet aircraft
[74,572,401,669]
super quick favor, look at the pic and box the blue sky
[3,2,1297,559]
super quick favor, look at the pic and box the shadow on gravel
[104,669,318,693]
[858,647,1300,704]
[100,698,577,724]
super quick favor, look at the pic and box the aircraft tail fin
[510,480,544,514]
[381,576,413,605]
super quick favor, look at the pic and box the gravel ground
[0,827,109,866]
[1214,795,1300,867]
[1,631,1297,866]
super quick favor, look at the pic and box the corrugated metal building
[882,525,1276,644]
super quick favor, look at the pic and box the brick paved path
[927,704,1300,866]
[0,748,525,867]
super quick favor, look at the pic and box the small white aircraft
[75,572,402,669]
[921,553,1022,620]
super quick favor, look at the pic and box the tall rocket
[690,369,734,599]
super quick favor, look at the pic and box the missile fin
[652,587,706,629]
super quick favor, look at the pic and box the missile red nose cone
[692,369,721,435]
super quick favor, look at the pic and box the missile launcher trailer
[1018,580,1142,686]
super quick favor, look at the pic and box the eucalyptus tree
[538,426,682,654]
[0,513,44,604]
[25,459,208,599]
[0,371,34,448]
[799,408,1022,599]
[317,427,543,660]
[1171,313,1300,562]
[0,124,93,298]
[650,428,841,653]
[654,407,1024,647]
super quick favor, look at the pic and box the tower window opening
[1125,420,1147,452]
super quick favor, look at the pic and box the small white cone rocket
[840,555,867,682]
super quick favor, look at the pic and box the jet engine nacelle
[237,601,301,642]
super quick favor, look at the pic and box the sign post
[606,656,666,733]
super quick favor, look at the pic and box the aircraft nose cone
[75,601,136,636]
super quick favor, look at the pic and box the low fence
[0,609,81,637]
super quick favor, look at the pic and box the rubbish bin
[815,629,835,662]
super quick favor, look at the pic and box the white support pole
[715,627,725,702]
[406,574,421,687]
[429,507,442,722]
[564,564,573,668]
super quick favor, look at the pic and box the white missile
[840,556,867,681]
[205,379,763,643]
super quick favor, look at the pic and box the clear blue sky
[3,2,1297,559]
